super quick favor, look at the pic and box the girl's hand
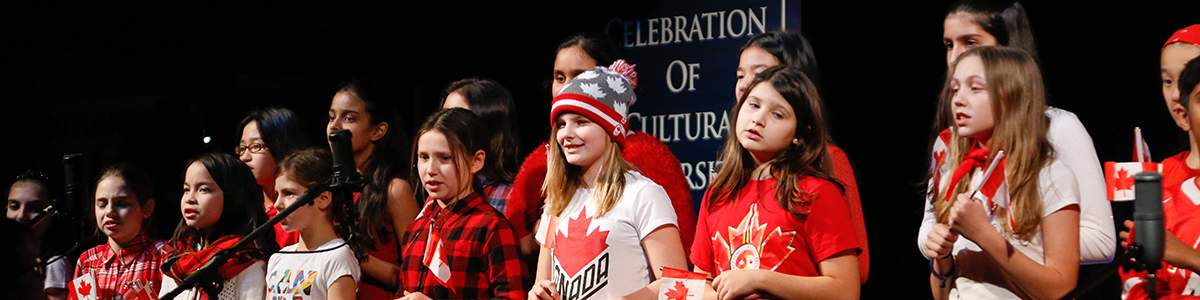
[397,291,432,300]
[948,194,991,241]
[711,269,768,300]
[1119,220,1134,248]
[925,223,959,259]
[528,279,559,300]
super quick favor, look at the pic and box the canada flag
[658,267,706,300]
[68,273,97,300]
[1105,162,1162,201]
[1135,127,1152,163]
[423,223,454,292]
[971,152,1008,220]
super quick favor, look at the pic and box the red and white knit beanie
[550,60,639,146]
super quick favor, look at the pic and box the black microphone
[329,130,363,188]
[1133,171,1164,299]
[62,154,83,221]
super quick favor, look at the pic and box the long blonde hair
[932,46,1053,240]
[543,116,636,218]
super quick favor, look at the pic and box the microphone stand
[160,181,343,300]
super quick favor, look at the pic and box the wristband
[930,256,954,288]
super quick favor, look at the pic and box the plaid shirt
[480,177,512,213]
[400,192,530,300]
[74,233,168,300]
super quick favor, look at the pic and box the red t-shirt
[1162,151,1200,188]
[1121,176,1200,299]
[265,205,300,248]
[691,176,860,277]
[828,144,869,283]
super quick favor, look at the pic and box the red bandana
[944,147,991,202]
[164,235,265,299]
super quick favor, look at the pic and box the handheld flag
[1105,162,1162,201]
[68,273,98,300]
[1135,127,1152,163]
[658,267,706,300]
[423,223,454,292]
[970,151,1007,219]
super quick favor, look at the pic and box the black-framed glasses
[235,143,269,155]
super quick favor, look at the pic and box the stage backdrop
[602,0,802,209]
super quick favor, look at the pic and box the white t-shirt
[918,107,1115,264]
[44,255,71,290]
[160,260,266,300]
[266,238,360,300]
[536,171,678,300]
[942,160,1080,300]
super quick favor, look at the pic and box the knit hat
[1164,24,1200,49]
[551,60,639,146]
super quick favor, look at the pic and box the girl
[441,78,520,212]
[160,153,277,299]
[327,80,419,299]
[1157,24,1200,186]
[692,66,860,300]
[733,30,871,284]
[238,107,311,248]
[7,170,71,300]
[925,46,1080,299]
[528,66,687,300]
[75,163,169,299]
[397,108,528,300]
[266,148,361,300]
[918,0,1114,266]
[507,33,697,259]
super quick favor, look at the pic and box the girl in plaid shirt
[440,78,520,213]
[74,164,169,300]
[398,108,529,300]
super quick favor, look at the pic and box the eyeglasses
[235,143,269,155]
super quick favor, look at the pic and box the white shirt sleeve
[630,180,679,240]
[43,255,71,290]
[1046,107,1116,264]
[159,274,177,298]
[918,194,938,260]
[235,261,266,300]
[327,245,362,289]
[1040,161,1082,216]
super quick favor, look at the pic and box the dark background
[5,1,1199,299]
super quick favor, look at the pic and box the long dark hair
[549,32,620,94]
[707,66,843,216]
[441,78,519,184]
[170,153,278,253]
[413,108,490,199]
[740,30,822,90]
[338,80,410,245]
[946,0,1038,62]
[276,148,365,261]
[239,107,311,163]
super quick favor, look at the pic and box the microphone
[62,154,83,221]
[329,130,363,188]
[1133,171,1164,299]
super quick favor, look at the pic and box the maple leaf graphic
[934,150,946,166]
[711,204,797,271]
[554,207,610,277]
[1115,168,1135,191]
[665,281,690,300]
[77,280,92,298]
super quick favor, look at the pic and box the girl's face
[442,91,471,110]
[328,91,380,156]
[1161,43,1200,120]
[735,83,797,164]
[552,46,598,96]
[273,173,318,232]
[417,131,483,201]
[950,55,995,141]
[735,46,781,99]
[7,182,48,224]
[943,12,998,68]
[94,176,151,246]
[556,113,612,169]
[181,162,223,231]
[239,121,276,188]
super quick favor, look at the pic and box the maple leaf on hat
[607,76,627,94]
[580,83,607,100]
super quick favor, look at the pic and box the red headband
[1164,24,1200,49]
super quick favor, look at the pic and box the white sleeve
[159,274,178,298]
[632,182,679,240]
[236,261,266,300]
[1040,162,1082,216]
[535,212,551,245]
[326,246,362,290]
[1046,108,1117,264]
[918,194,938,260]
[43,255,71,290]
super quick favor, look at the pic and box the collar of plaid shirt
[427,192,487,229]
[97,232,154,266]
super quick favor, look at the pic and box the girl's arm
[529,218,559,300]
[712,250,859,300]
[614,225,688,300]
[486,224,530,300]
[360,177,420,289]
[949,194,1080,300]
[1120,220,1200,273]
[328,275,357,300]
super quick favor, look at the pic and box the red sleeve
[804,179,861,264]
[829,145,869,283]
[486,219,531,300]
[689,190,714,275]
[623,132,696,259]
[506,143,549,237]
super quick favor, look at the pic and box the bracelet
[929,255,954,288]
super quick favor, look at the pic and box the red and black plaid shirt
[399,192,530,299]
[74,233,168,299]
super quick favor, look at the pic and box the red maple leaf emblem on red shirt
[77,280,92,298]
[664,281,690,300]
[554,207,611,277]
[1115,168,1135,191]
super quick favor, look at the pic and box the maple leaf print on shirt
[554,206,611,277]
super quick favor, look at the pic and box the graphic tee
[690,176,859,277]
[266,238,360,300]
[536,171,678,300]
[1121,176,1200,299]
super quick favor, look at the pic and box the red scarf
[944,146,991,202]
[164,235,265,299]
